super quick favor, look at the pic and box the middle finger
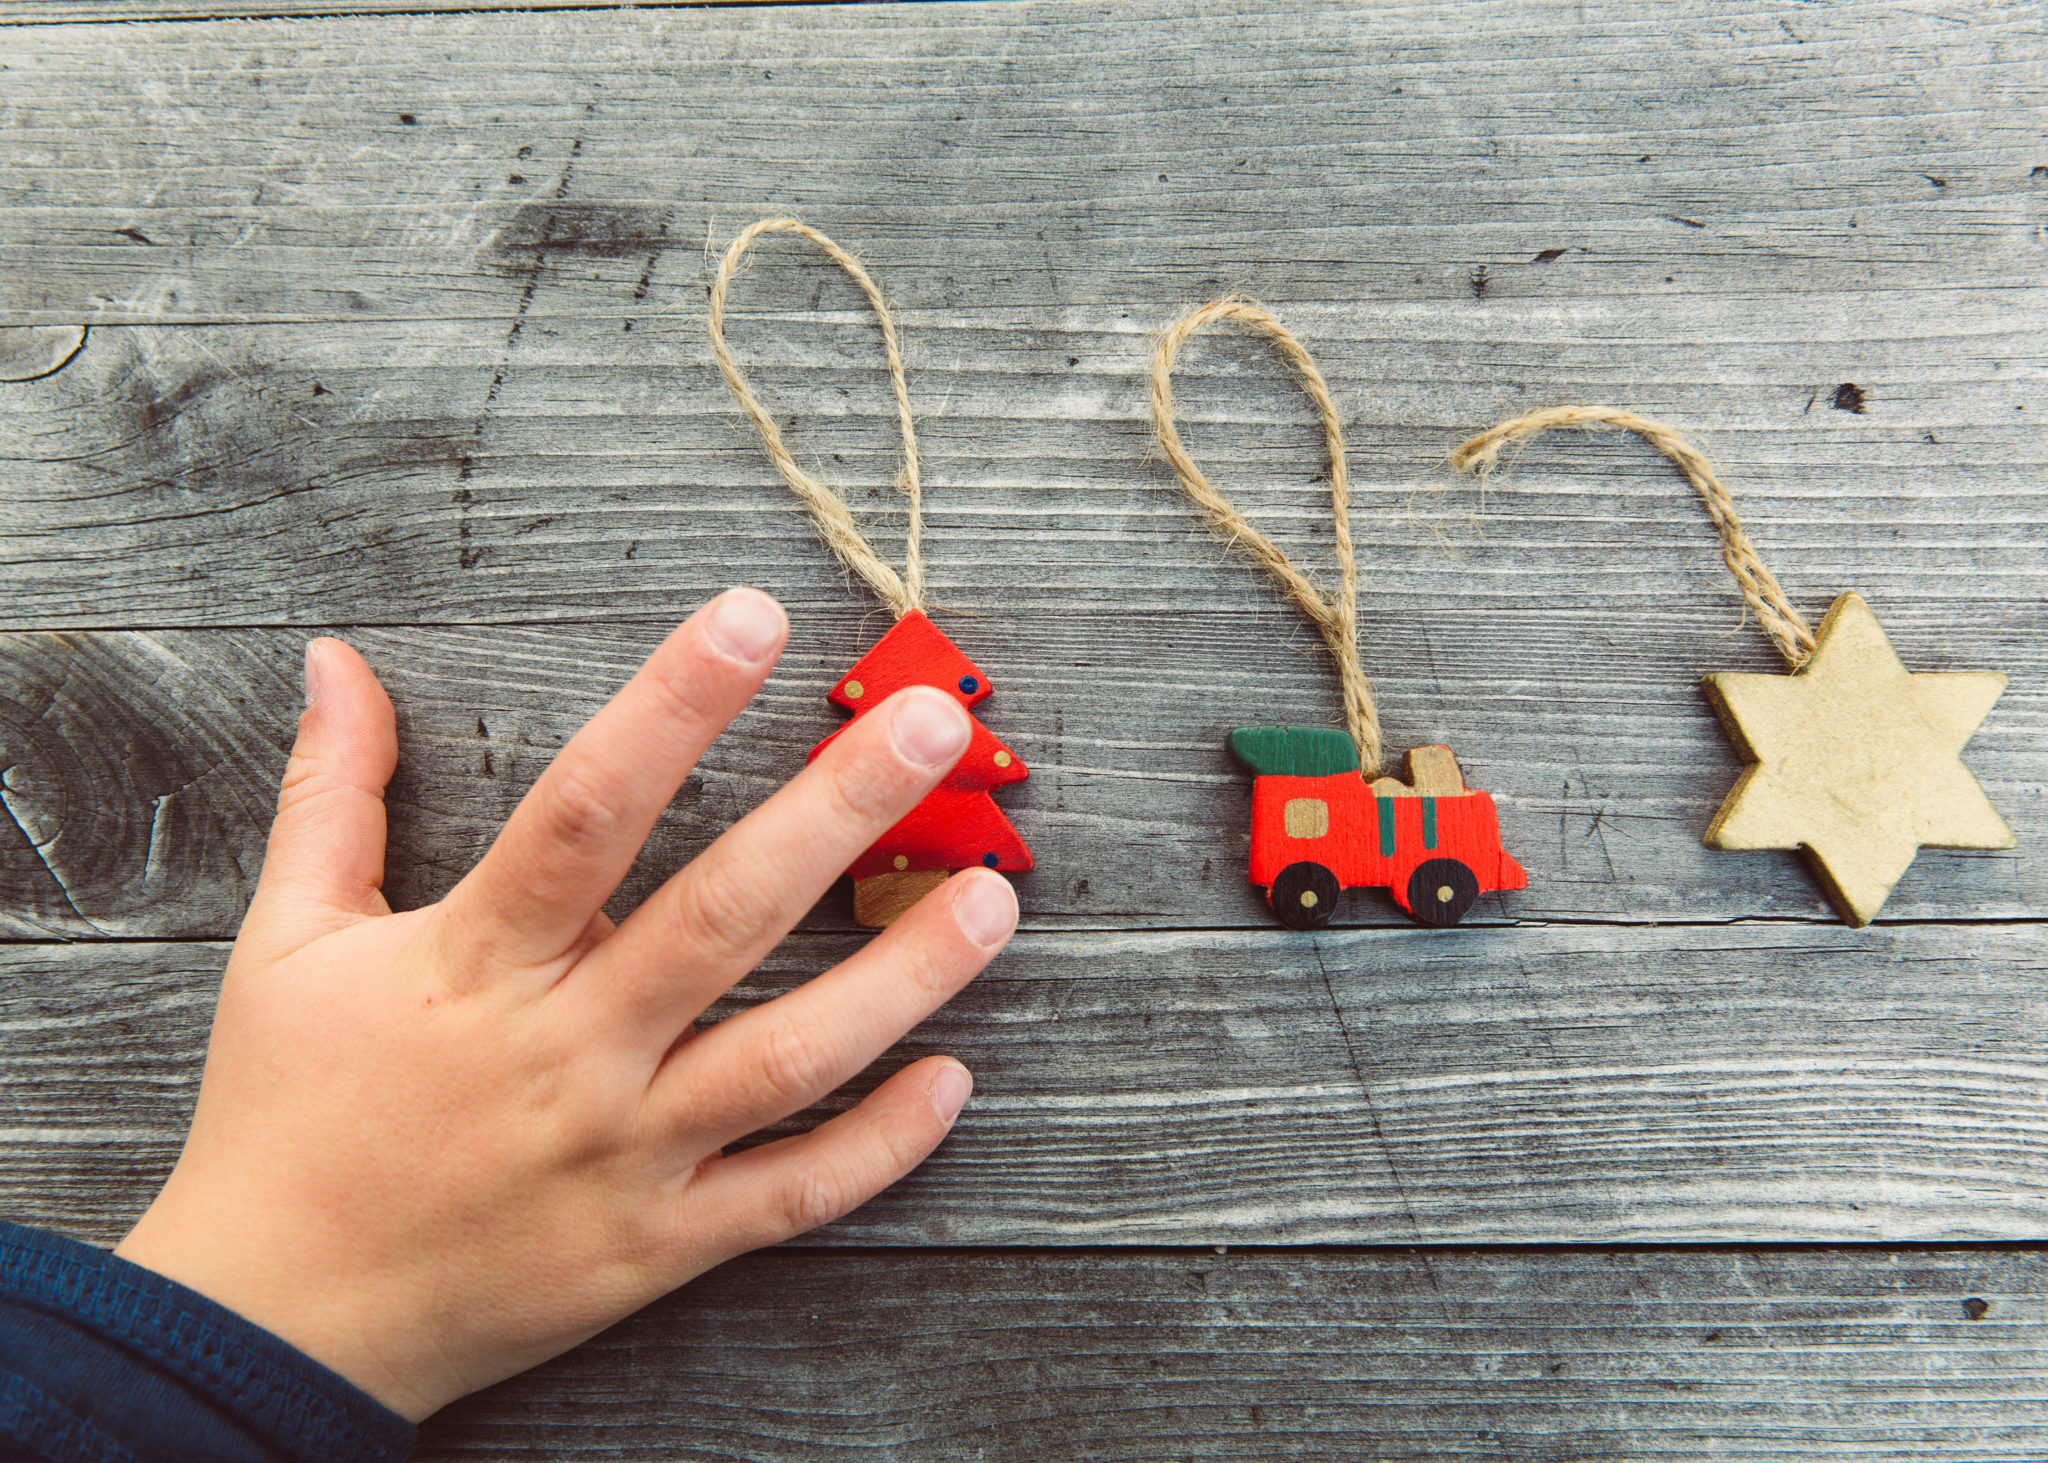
[565,684,972,1045]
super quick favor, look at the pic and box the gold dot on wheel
[893,855,909,871]
[993,750,1012,768]
[1436,885,1455,903]
[845,680,864,699]
[1300,890,1318,908]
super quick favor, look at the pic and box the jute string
[1150,299,1381,773]
[1449,405,1816,668]
[708,218,923,619]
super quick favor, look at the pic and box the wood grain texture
[1,616,2036,938]
[1,301,2040,630]
[8,0,791,20]
[411,1247,2048,1461]
[7,2,2044,323]
[0,5,2042,630]
[0,631,279,939]
[4,5,2045,1448]
[0,325,88,383]
[10,925,2047,1246]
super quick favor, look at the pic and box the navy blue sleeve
[0,1222,415,1463]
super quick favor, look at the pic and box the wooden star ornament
[1702,591,2013,926]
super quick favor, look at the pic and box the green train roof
[1227,725,1361,778]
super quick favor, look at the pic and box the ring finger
[641,867,1015,1151]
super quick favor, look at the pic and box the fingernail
[303,641,325,708]
[930,1061,973,1122]
[953,870,1018,949]
[890,688,971,768]
[703,587,786,665]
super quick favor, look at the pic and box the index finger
[442,587,788,976]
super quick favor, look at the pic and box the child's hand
[113,588,1015,1421]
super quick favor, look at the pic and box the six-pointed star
[1702,591,2013,926]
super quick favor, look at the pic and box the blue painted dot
[982,852,1000,868]
[958,675,979,694]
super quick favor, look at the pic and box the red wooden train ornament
[809,610,1032,927]
[1230,726,1527,929]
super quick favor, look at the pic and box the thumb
[243,638,398,950]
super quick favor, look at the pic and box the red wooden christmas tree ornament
[809,611,1032,926]
[710,219,1035,928]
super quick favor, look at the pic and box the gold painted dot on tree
[893,854,909,871]
[844,680,864,699]
[993,750,1012,768]
[1299,890,1318,908]
[1703,591,2013,926]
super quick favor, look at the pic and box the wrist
[5,1220,419,1461]
[117,1188,447,1423]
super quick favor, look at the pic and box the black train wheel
[1405,857,1479,928]
[1270,861,1340,930]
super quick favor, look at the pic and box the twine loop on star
[708,218,924,619]
[1450,405,1817,669]
[1150,298,1382,774]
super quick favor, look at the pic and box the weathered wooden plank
[1,3,2038,1446]
[2,7,2043,634]
[1,302,2041,627]
[406,1247,2048,1461]
[2,612,2038,937]
[9,925,2046,1246]
[0,325,87,382]
[3,3,2041,323]
[10,0,782,20]
[0,630,277,938]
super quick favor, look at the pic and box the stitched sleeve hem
[0,1224,415,1463]
[0,1370,145,1463]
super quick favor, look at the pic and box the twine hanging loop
[1150,298,1382,773]
[708,218,924,619]
[1449,405,1817,668]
